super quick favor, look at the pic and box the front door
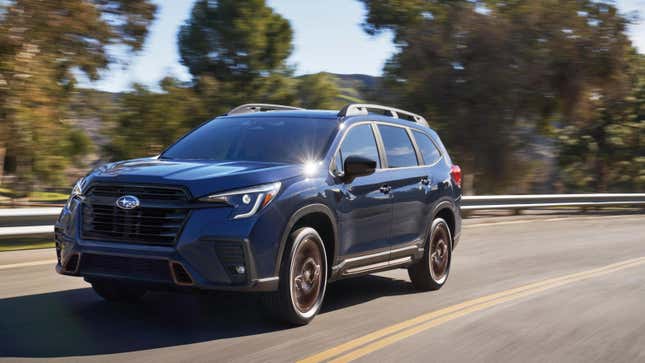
[334,123,393,257]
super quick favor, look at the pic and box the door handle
[379,185,392,194]
[420,176,431,185]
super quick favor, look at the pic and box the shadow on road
[0,274,415,358]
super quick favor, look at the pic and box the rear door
[375,124,429,251]
[411,128,446,216]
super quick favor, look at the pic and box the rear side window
[338,124,381,171]
[377,125,418,168]
[413,131,442,165]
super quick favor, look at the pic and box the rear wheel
[262,227,327,325]
[408,218,452,291]
[91,280,147,302]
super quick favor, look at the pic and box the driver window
[336,124,381,173]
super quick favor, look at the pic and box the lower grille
[80,253,172,283]
[214,241,248,284]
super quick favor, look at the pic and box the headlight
[71,178,85,198]
[66,178,85,209]
[200,182,281,219]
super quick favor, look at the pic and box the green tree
[0,0,156,189]
[557,52,645,192]
[360,0,633,193]
[178,0,296,106]
[296,73,343,109]
[179,0,293,83]
[106,78,205,160]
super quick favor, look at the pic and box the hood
[87,158,304,198]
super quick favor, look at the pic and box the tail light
[450,165,462,187]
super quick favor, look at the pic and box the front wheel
[408,218,452,291]
[262,227,328,325]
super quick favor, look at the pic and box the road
[1,213,644,362]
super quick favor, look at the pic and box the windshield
[161,117,339,163]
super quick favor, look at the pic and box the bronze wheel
[408,217,452,291]
[262,227,327,325]
[290,236,324,315]
[429,222,450,284]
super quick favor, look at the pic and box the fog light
[235,265,246,274]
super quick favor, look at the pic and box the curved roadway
[1,213,644,362]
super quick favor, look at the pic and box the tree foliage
[106,78,206,160]
[557,52,645,191]
[0,0,156,189]
[360,0,634,193]
[179,0,293,83]
[296,73,343,109]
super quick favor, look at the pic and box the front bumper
[55,197,284,292]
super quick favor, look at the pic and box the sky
[84,0,645,93]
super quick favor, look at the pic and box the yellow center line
[299,256,645,363]
[0,259,57,270]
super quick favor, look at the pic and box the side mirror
[343,156,376,182]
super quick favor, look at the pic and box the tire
[262,227,328,325]
[408,218,452,291]
[91,280,147,302]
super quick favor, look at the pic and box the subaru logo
[115,195,140,210]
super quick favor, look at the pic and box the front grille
[81,184,189,246]
[80,253,172,283]
[86,184,187,201]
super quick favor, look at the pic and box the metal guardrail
[460,193,645,211]
[0,194,643,239]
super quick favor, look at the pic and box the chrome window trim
[410,129,444,166]
[375,122,420,169]
[328,121,445,179]
[328,121,382,177]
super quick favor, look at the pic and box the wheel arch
[274,203,338,276]
[431,200,458,250]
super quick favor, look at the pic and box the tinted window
[413,131,442,165]
[338,124,381,170]
[162,117,338,163]
[378,125,418,168]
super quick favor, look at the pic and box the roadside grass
[0,238,55,252]
[27,191,69,202]
[0,187,68,203]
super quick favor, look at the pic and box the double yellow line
[299,256,645,363]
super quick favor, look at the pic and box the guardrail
[0,194,643,239]
[460,193,645,210]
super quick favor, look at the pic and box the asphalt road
[1,213,644,363]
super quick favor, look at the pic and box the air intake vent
[214,241,248,284]
[80,253,173,283]
[63,253,80,273]
[170,262,194,286]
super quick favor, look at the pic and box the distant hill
[298,72,381,105]
[69,72,382,151]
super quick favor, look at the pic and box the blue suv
[55,103,462,325]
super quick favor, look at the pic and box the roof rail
[227,103,303,115]
[338,103,429,127]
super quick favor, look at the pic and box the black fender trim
[429,198,460,250]
[273,203,339,276]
